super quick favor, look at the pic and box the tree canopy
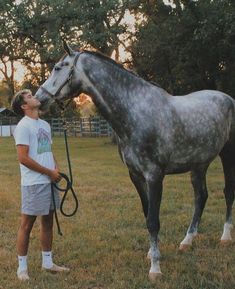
[0,0,234,110]
[132,0,235,96]
[0,0,136,96]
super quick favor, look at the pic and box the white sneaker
[42,263,70,273]
[17,268,29,280]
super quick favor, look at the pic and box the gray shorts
[21,183,60,216]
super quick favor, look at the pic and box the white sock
[42,251,53,268]
[18,255,27,272]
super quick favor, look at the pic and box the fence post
[89,117,91,137]
[80,119,83,137]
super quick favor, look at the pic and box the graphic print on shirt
[37,128,51,154]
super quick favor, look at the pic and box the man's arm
[17,145,61,183]
[53,154,60,171]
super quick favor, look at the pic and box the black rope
[51,123,79,236]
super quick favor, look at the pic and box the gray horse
[35,43,235,280]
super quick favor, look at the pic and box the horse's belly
[165,164,200,174]
[165,147,217,174]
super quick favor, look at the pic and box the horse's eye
[63,62,69,66]
[54,66,61,71]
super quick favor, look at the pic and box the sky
[0,61,27,82]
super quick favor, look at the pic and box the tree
[132,0,235,96]
[0,0,138,107]
[0,81,11,107]
[0,0,21,98]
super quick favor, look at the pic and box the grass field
[0,136,234,289]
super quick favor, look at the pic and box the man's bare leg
[40,210,69,272]
[17,214,36,280]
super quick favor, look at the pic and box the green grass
[0,137,234,289]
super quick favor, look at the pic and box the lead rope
[51,119,79,236]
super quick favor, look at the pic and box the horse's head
[35,42,82,111]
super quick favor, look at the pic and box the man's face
[22,92,41,110]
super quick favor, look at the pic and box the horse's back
[170,89,234,110]
[169,90,235,125]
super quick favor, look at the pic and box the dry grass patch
[0,137,235,289]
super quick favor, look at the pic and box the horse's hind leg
[179,166,208,251]
[220,154,235,244]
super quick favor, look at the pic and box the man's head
[11,89,40,116]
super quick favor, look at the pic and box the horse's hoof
[179,243,191,252]
[149,272,162,282]
[220,239,232,246]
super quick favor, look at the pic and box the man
[12,89,69,281]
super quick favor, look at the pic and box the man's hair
[11,89,32,116]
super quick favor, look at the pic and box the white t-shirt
[14,116,56,186]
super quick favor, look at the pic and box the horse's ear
[62,40,75,56]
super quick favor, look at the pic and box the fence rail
[0,116,113,137]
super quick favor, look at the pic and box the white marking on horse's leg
[147,248,151,259]
[220,222,233,244]
[148,239,162,280]
[179,231,197,251]
[147,235,160,259]
[149,261,162,281]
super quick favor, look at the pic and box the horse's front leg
[129,170,148,218]
[146,171,164,280]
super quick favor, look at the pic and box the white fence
[0,125,17,136]
[48,117,113,137]
[0,117,113,137]
[0,117,18,137]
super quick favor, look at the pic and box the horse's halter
[40,51,82,110]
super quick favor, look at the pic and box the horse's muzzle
[35,87,52,111]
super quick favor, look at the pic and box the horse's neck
[79,54,168,137]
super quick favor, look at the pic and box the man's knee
[41,212,54,231]
[20,215,36,234]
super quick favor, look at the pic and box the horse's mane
[60,49,161,89]
[83,50,138,76]
[83,50,161,88]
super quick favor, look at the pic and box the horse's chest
[120,145,141,169]
[119,142,160,174]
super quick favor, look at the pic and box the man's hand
[17,145,62,183]
[49,169,62,183]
